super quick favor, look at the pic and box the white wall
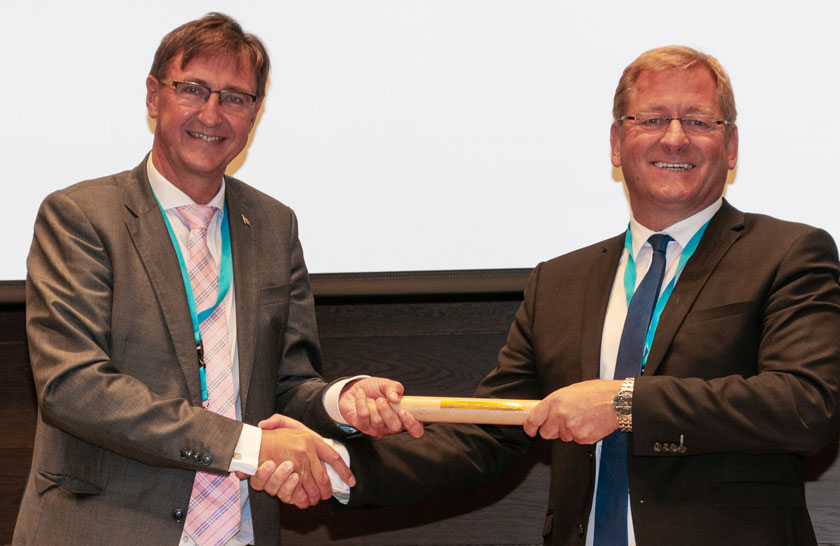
[3,1,839,279]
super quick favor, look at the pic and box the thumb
[258,413,315,434]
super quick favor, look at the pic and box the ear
[146,75,160,119]
[610,122,622,168]
[726,124,739,170]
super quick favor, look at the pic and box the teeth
[188,131,223,142]
[654,162,694,170]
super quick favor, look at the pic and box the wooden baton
[390,396,539,425]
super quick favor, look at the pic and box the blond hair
[613,45,736,123]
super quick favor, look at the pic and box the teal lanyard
[151,190,233,404]
[622,219,710,370]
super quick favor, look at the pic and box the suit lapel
[579,234,625,381]
[225,178,258,412]
[644,201,745,376]
[122,158,203,404]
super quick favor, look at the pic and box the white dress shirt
[147,157,350,545]
[585,199,722,546]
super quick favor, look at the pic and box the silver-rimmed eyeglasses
[617,113,731,135]
[159,79,258,116]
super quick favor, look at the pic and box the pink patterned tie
[178,205,241,546]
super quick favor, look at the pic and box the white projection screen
[3,1,839,280]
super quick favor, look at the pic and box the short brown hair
[613,45,736,124]
[149,13,270,98]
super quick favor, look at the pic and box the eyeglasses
[159,79,257,116]
[617,113,731,135]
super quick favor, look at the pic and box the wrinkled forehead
[627,67,721,116]
[167,51,257,87]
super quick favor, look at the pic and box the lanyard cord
[622,219,710,369]
[151,189,233,403]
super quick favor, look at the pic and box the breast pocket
[683,301,754,324]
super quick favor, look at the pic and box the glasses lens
[631,114,718,134]
[173,82,210,104]
[680,117,714,133]
[219,91,254,114]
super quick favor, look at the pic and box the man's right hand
[250,415,355,508]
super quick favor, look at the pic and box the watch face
[613,392,632,415]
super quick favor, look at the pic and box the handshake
[239,376,424,509]
[241,376,624,508]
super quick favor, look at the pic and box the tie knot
[648,233,672,254]
[177,205,218,231]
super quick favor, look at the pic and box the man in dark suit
[323,46,840,545]
[14,13,420,546]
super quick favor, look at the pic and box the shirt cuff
[323,375,370,425]
[228,423,262,475]
[324,438,351,504]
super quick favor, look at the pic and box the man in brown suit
[14,13,420,546]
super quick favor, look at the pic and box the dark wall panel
[278,299,549,545]
[2,275,839,546]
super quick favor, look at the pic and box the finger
[523,402,548,437]
[263,461,296,497]
[383,380,405,403]
[306,448,336,500]
[258,413,286,430]
[276,472,301,505]
[315,440,355,488]
[354,387,371,424]
[374,397,403,434]
[398,409,425,438]
[292,483,312,509]
[540,422,562,441]
[297,466,323,506]
[250,460,277,491]
[364,399,385,433]
[259,413,317,435]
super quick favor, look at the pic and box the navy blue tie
[593,233,671,546]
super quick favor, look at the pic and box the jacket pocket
[35,471,103,496]
[684,301,753,324]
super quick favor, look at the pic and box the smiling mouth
[187,131,224,142]
[653,162,694,171]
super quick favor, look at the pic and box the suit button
[202,455,213,465]
[577,523,584,536]
[173,508,185,522]
[653,442,662,453]
[181,449,192,459]
[192,452,202,462]
[678,445,687,454]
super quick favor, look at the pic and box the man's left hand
[338,377,424,438]
[523,379,623,444]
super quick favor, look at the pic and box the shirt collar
[628,198,722,259]
[146,154,226,212]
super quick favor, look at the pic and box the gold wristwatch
[612,377,635,432]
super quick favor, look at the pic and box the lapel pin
[241,214,250,226]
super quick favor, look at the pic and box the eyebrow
[179,77,255,96]
[635,104,717,116]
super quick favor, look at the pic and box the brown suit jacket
[345,201,840,546]
[14,158,342,545]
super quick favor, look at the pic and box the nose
[196,92,223,126]
[659,118,689,151]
